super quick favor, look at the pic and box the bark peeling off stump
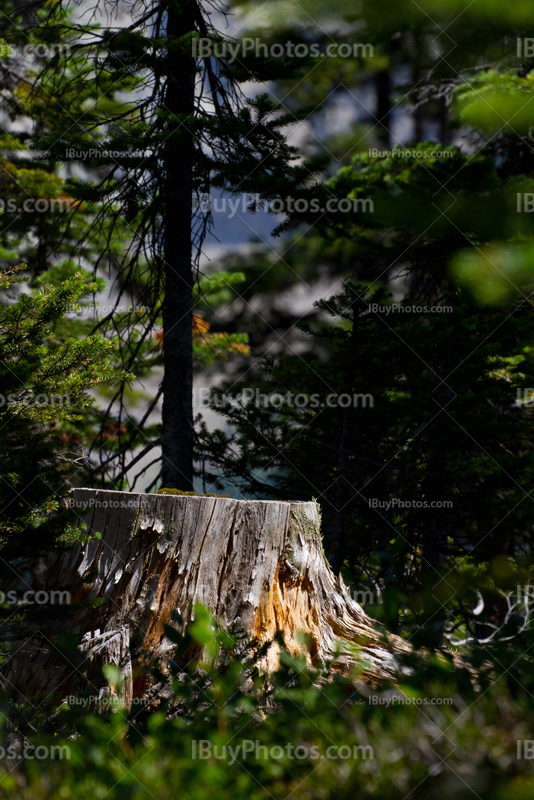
[5,489,409,706]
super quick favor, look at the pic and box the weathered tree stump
[5,489,410,707]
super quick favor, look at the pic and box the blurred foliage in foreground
[2,605,534,799]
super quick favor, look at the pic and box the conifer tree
[14,0,324,491]
[201,144,534,631]
[0,258,132,562]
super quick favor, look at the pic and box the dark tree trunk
[327,311,358,573]
[439,96,452,145]
[413,32,426,143]
[375,69,391,149]
[161,0,197,490]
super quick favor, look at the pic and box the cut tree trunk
[4,489,410,709]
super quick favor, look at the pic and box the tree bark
[375,69,391,150]
[4,489,411,709]
[327,307,358,573]
[160,0,197,491]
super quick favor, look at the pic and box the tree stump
[5,489,409,708]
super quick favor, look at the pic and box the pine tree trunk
[375,69,391,149]
[328,301,359,572]
[160,0,197,490]
[4,489,411,709]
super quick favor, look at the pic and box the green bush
[3,606,534,799]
